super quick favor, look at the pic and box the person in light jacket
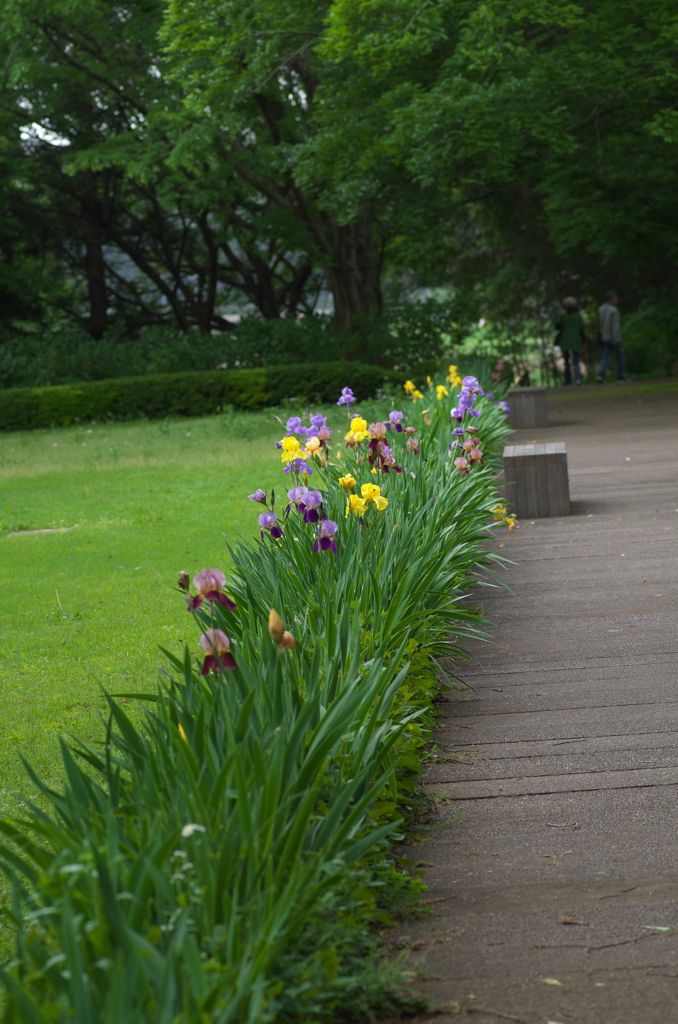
[597,290,626,382]
[555,296,585,385]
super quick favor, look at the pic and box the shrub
[622,293,678,378]
[0,300,469,389]
[0,362,408,432]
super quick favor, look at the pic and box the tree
[0,0,325,335]
[313,0,678,306]
[162,0,393,330]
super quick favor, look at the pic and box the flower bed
[0,369,512,1022]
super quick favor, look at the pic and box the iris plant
[187,569,237,611]
[284,457,314,476]
[451,376,485,423]
[199,628,236,673]
[336,386,355,408]
[259,512,283,540]
[313,519,339,553]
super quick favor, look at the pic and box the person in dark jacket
[597,290,626,382]
[555,296,585,385]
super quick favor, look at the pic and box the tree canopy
[1,0,678,369]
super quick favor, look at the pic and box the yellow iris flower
[338,473,356,491]
[436,384,449,400]
[360,483,388,510]
[280,436,308,462]
[344,415,369,444]
[346,494,368,517]
[404,380,415,394]
[305,436,321,454]
[411,389,424,400]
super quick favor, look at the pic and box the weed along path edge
[401,384,678,1024]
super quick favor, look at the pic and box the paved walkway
[401,384,678,1024]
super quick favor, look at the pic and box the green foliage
[5,0,678,358]
[0,0,325,332]
[290,0,678,361]
[0,363,404,432]
[0,299,470,390]
[0,373,511,1020]
[623,294,678,378]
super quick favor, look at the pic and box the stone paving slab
[427,742,678,784]
[392,387,678,1024]
[406,786,678,888]
[426,767,678,800]
[434,701,678,745]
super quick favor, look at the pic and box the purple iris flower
[302,490,323,522]
[283,458,313,475]
[337,387,355,408]
[259,512,283,540]
[451,379,486,422]
[303,412,328,437]
[462,375,484,395]
[287,486,308,505]
[451,427,465,436]
[285,415,304,435]
[313,518,338,553]
[495,400,510,414]
[248,489,267,504]
[486,392,495,399]
[388,410,404,432]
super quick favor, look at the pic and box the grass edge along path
[0,370,513,1023]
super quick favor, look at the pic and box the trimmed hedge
[0,361,415,431]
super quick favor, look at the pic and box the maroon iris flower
[199,629,236,673]
[188,569,237,611]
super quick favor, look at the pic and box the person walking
[597,290,626,383]
[555,296,585,385]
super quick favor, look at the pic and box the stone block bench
[502,442,570,518]
[507,386,548,429]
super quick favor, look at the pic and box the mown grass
[0,407,314,815]
[547,379,678,400]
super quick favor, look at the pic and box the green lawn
[548,379,678,399]
[0,409,298,814]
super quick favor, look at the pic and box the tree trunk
[84,220,108,339]
[322,211,381,333]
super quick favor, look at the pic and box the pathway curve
[400,384,678,1024]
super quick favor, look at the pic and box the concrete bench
[502,442,570,518]
[507,386,548,429]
